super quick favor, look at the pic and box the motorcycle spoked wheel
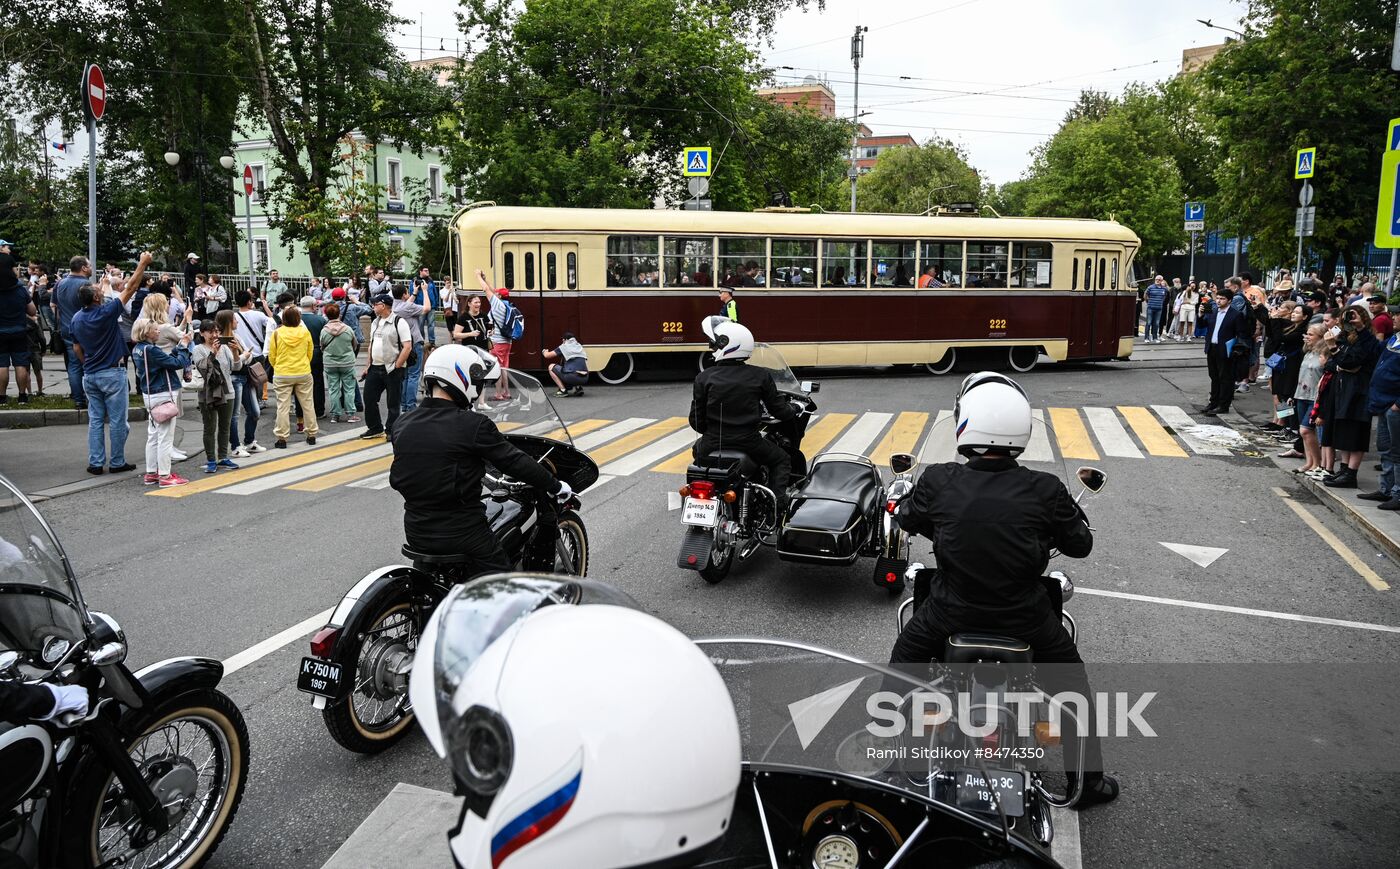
[63,689,249,869]
[322,596,419,754]
[700,505,735,584]
[554,511,589,576]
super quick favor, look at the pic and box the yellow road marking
[799,412,857,455]
[586,417,689,466]
[148,439,383,498]
[497,422,524,432]
[869,412,930,466]
[287,455,394,492]
[1047,407,1099,460]
[1117,406,1188,457]
[539,418,612,442]
[1273,488,1389,591]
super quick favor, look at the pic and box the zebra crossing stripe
[1023,409,1055,463]
[870,412,929,466]
[571,418,656,452]
[798,412,856,455]
[917,410,955,463]
[537,418,612,442]
[1082,407,1144,459]
[586,417,689,467]
[1150,405,1233,455]
[149,439,384,498]
[1047,408,1099,460]
[1118,406,1188,457]
[287,455,394,492]
[601,428,691,476]
[217,444,395,495]
[347,471,393,490]
[828,412,893,456]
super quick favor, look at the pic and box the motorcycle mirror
[1076,466,1107,493]
[889,452,916,474]
[1049,569,1074,603]
[0,650,19,676]
[800,380,820,394]
[90,641,127,667]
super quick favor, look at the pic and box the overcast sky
[388,0,1245,185]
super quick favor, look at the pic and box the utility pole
[848,25,867,214]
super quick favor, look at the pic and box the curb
[1289,468,1400,566]
[0,406,150,427]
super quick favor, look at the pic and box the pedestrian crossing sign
[682,146,712,177]
[1294,147,1316,179]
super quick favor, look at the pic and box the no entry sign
[243,165,254,196]
[82,63,106,121]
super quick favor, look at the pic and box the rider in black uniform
[890,372,1119,807]
[690,317,798,508]
[389,344,570,576]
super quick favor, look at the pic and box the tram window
[546,252,557,290]
[567,252,577,289]
[966,241,1008,288]
[1110,258,1119,290]
[871,240,916,287]
[1097,257,1106,290]
[1071,258,1078,290]
[503,252,515,290]
[1010,242,1053,288]
[719,237,766,287]
[821,240,868,287]
[1082,259,1092,292]
[524,252,536,290]
[771,238,817,288]
[663,236,715,287]
[918,240,963,287]
[606,235,659,287]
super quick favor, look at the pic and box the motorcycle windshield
[0,474,88,665]
[696,638,1052,859]
[475,369,573,445]
[748,343,804,395]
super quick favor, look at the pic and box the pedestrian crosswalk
[147,405,1256,500]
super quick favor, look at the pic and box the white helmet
[701,315,754,362]
[954,371,1032,458]
[423,343,500,405]
[410,576,741,869]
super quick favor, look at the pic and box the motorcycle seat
[689,449,760,482]
[798,457,881,512]
[945,633,1033,665]
[401,545,473,565]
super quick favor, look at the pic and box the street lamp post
[164,149,236,268]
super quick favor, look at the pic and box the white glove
[43,683,89,721]
[554,480,574,504]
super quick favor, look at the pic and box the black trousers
[695,432,791,503]
[891,598,1104,774]
[364,365,404,436]
[1206,344,1239,410]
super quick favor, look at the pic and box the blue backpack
[499,300,525,341]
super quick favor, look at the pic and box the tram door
[1069,249,1121,358]
[497,240,579,369]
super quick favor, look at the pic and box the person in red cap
[476,268,516,401]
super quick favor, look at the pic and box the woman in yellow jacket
[265,307,319,448]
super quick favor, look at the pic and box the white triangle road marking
[1159,541,1229,568]
[788,676,866,750]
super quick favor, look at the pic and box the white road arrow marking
[1159,542,1229,568]
[788,677,865,750]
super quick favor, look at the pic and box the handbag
[246,357,269,390]
[141,346,181,423]
[1265,352,1290,370]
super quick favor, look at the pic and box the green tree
[238,0,447,274]
[854,137,981,214]
[448,0,848,212]
[1201,0,1400,278]
[276,138,395,277]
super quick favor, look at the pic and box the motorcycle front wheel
[322,593,419,754]
[555,510,590,576]
[63,688,248,869]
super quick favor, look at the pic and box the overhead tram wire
[766,0,987,56]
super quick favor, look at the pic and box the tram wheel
[1008,346,1039,372]
[598,352,635,385]
[697,351,712,373]
[924,348,956,375]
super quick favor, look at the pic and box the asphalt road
[14,348,1400,869]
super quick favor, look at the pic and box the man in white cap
[183,253,200,293]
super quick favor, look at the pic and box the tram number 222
[988,318,1008,333]
[661,321,685,334]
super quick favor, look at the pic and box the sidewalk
[1227,374,1400,566]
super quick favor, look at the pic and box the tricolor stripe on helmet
[490,759,583,867]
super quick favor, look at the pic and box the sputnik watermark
[865,690,1158,739]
